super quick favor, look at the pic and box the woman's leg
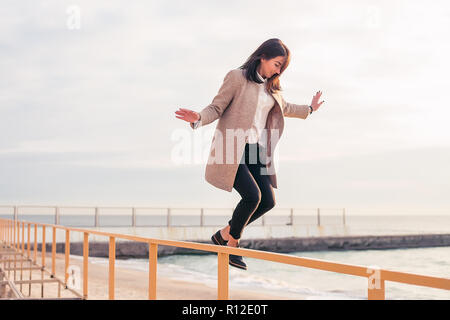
[224,143,274,270]
[227,143,276,238]
[245,162,276,226]
[243,143,276,225]
[228,162,262,240]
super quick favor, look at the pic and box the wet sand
[15,252,305,300]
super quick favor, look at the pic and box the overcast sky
[1,0,449,215]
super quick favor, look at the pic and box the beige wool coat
[190,68,310,192]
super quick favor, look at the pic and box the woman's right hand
[174,108,200,123]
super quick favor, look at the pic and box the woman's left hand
[311,91,325,111]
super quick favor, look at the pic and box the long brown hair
[239,38,291,94]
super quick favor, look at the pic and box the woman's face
[259,55,286,79]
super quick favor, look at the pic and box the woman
[174,38,325,270]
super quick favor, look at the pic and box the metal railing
[1,218,449,300]
[0,205,346,228]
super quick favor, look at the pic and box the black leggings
[228,143,276,240]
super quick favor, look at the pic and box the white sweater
[192,70,275,145]
[247,70,275,144]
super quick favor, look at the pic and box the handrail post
[8,220,11,246]
[28,222,32,296]
[34,224,37,263]
[41,225,46,297]
[10,220,12,247]
[18,221,21,252]
[368,280,385,300]
[16,220,19,250]
[167,208,171,227]
[217,252,229,300]
[52,226,56,276]
[148,242,158,300]
[27,223,31,258]
[367,267,385,300]
[95,207,99,227]
[317,208,321,226]
[109,236,116,300]
[65,229,70,287]
[21,221,25,254]
[83,232,89,299]
[368,279,385,300]
[290,208,294,225]
[343,208,346,226]
[20,222,24,292]
[200,208,204,227]
[132,207,136,227]
[55,206,60,225]
[42,225,46,267]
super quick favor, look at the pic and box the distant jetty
[33,233,450,258]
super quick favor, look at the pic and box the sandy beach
[12,252,304,300]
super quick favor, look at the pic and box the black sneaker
[229,245,247,270]
[211,230,228,246]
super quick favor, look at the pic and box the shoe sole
[229,260,247,270]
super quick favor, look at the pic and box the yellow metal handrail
[0,218,449,300]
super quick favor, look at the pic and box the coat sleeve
[190,118,202,129]
[281,96,310,119]
[190,69,239,129]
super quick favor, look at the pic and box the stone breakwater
[30,234,450,259]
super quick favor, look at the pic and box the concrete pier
[31,233,450,258]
